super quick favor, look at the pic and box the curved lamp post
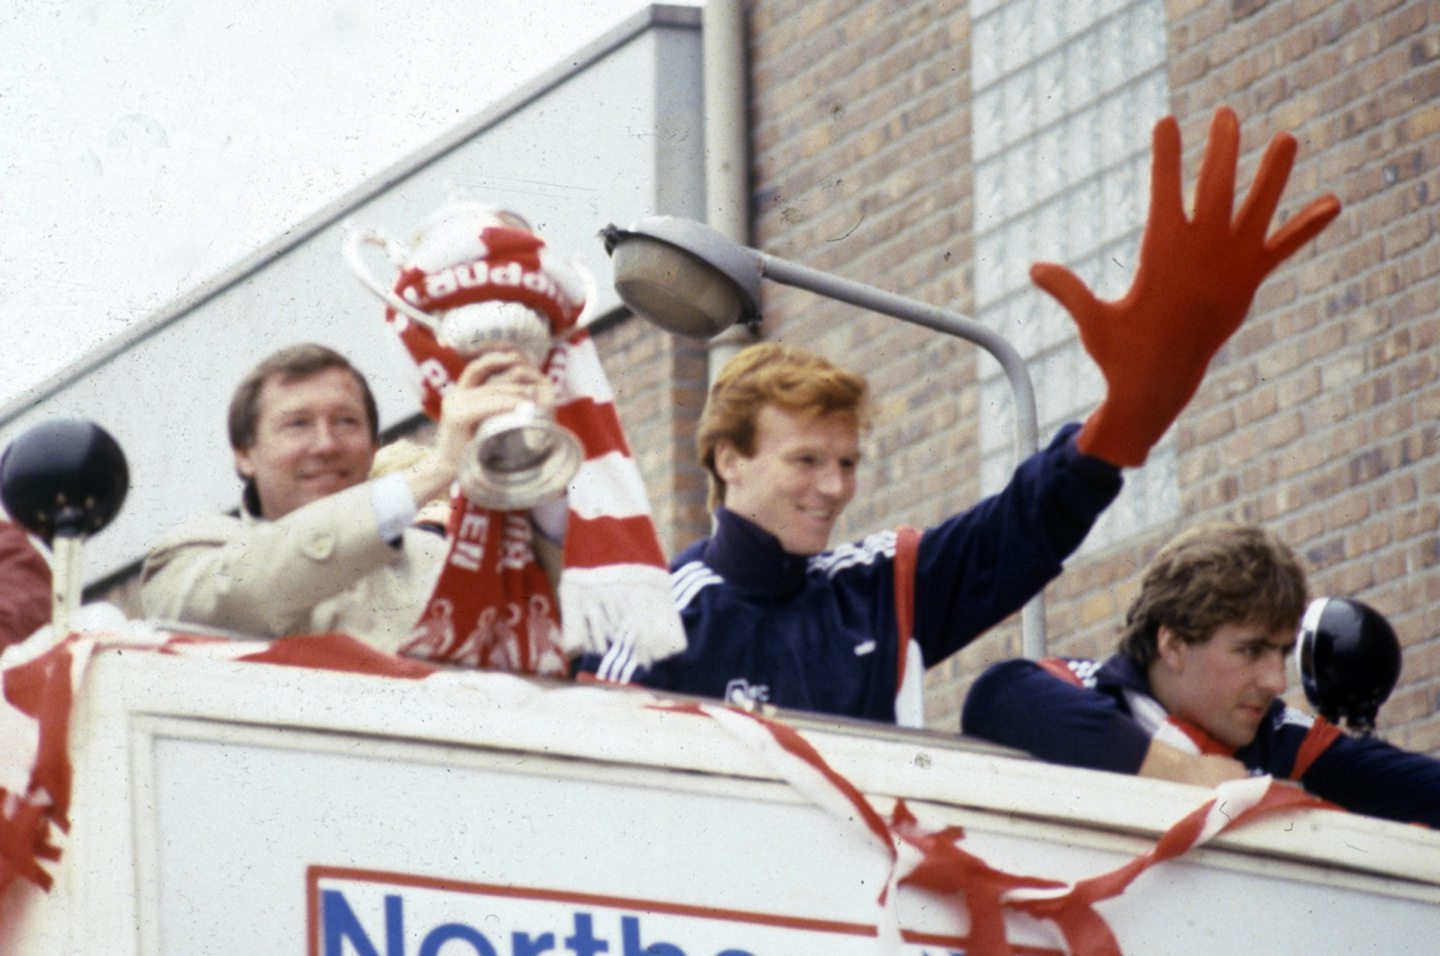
[601,216,1049,658]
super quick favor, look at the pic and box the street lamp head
[601,216,761,338]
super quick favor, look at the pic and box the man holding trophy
[141,204,684,675]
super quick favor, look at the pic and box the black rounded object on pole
[0,419,129,545]
[1297,597,1403,736]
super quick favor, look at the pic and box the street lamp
[601,216,1049,658]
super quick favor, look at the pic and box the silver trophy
[343,204,584,511]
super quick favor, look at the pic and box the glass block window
[971,0,1174,551]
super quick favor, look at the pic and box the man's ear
[713,439,742,484]
[234,447,256,481]
[1156,625,1185,670]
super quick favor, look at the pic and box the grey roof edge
[1,3,700,427]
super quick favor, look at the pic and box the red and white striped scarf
[380,205,684,676]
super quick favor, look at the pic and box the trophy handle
[573,258,600,329]
[341,222,443,334]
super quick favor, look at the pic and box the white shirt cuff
[371,472,419,544]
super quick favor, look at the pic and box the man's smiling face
[234,366,378,520]
[716,403,860,555]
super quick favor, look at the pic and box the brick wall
[1160,0,1440,755]
[716,0,1440,753]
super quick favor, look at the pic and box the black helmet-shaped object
[0,419,129,546]
[1297,597,1402,736]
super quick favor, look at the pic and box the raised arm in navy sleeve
[962,658,1152,774]
[913,424,1122,666]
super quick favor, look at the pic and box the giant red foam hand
[1032,106,1341,468]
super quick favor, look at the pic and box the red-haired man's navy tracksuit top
[582,424,1122,722]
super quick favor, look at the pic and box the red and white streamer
[0,628,432,898]
[5,630,1337,956]
[657,700,1341,956]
